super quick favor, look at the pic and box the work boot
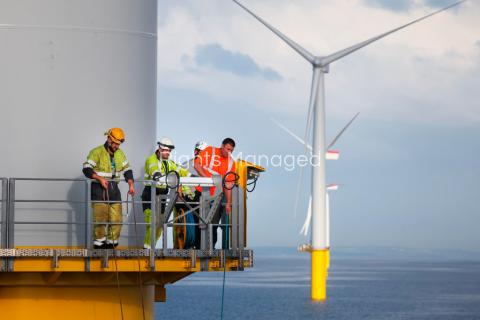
[105,240,118,249]
[93,238,106,249]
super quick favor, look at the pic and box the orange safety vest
[195,146,236,194]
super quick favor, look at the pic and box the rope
[220,248,227,320]
[127,192,146,320]
[246,174,258,192]
[104,186,124,320]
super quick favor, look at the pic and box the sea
[156,247,480,319]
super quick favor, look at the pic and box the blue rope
[220,248,226,320]
[220,214,229,319]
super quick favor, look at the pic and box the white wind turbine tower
[272,112,359,238]
[233,0,466,301]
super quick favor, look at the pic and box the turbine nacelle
[313,57,328,71]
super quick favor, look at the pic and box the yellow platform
[0,248,252,320]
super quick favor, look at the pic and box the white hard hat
[157,137,175,150]
[194,141,208,151]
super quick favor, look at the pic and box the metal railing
[0,177,246,256]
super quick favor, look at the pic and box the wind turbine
[233,0,466,301]
[272,112,359,231]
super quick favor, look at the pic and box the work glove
[152,172,162,182]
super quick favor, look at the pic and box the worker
[182,140,208,176]
[180,141,208,249]
[141,137,192,249]
[82,128,135,249]
[194,138,237,249]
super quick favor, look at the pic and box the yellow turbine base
[311,249,329,301]
[0,285,154,320]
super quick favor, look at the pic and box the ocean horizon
[156,247,480,319]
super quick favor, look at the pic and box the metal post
[8,179,15,249]
[7,179,15,272]
[190,249,196,268]
[1,178,7,249]
[200,191,209,251]
[238,249,244,271]
[84,179,92,271]
[162,222,167,252]
[149,185,156,270]
[219,250,225,269]
[1,178,7,271]
[238,186,246,249]
[208,224,213,252]
[200,192,209,271]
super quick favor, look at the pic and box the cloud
[363,0,412,12]
[193,43,282,81]
[424,0,461,9]
[363,0,464,12]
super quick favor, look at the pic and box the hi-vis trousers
[93,203,122,241]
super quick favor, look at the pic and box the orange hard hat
[106,128,125,144]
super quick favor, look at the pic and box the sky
[156,0,480,251]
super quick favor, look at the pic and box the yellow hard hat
[106,128,125,144]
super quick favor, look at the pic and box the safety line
[127,192,146,320]
[104,187,124,320]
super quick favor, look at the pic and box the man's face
[220,143,234,158]
[194,148,200,157]
[159,148,171,160]
[107,137,120,153]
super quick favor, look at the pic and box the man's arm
[124,169,135,195]
[83,170,108,190]
[194,161,209,177]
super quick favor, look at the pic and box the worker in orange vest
[194,138,236,248]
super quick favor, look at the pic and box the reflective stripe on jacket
[83,145,131,180]
[143,153,192,196]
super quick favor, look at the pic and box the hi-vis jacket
[144,153,193,195]
[83,145,131,180]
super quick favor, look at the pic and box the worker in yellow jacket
[141,137,191,249]
[82,128,135,249]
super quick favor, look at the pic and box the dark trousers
[212,205,229,249]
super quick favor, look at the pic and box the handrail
[0,177,243,255]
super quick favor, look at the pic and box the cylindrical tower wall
[0,0,157,246]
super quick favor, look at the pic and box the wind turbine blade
[321,0,466,66]
[233,0,315,64]
[271,118,313,151]
[327,112,360,150]
[300,196,312,236]
[293,165,305,219]
[293,71,320,219]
